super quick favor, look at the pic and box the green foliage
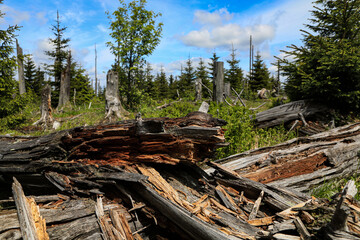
[249,52,272,91]
[0,0,19,101]
[196,58,211,98]
[70,63,94,105]
[225,45,243,92]
[208,103,296,158]
[208,52,219,82]
[106,0,163,109]
[280,0,360,112]
[312,171,360,201]
[24,55,44,97]
[178,57,196,97]
[0,93,37,131]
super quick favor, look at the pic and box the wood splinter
[248,191,264,220]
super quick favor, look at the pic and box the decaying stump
[33,85,53,128]
[57,51,71,109]
[255,100,328,128]
[105,70,127,121]
[211,121,360,193]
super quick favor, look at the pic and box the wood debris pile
[0,111,359,239]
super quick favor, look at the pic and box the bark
[211,121,360,193]
[195,78,202,101]
[57,51,71,109]
[16,39,25,95]
[213,62,224,103]
[33,84,53,127]
[255,99,328,128]
[105,70,127,121]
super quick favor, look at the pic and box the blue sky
[0,0,314,86]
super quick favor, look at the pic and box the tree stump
[105,70,127,121]
[33,85,53,128]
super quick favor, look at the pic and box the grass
[311,171,360,200]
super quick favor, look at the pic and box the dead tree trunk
[195,78,202,101]
[255,100,328,128]
[105,70,127,121]
[210,122,360,193]
[33,85,53,127]
[224,82,231,98]
[16,39,25,95]
[57,51,71,109]
[213,62,224,103]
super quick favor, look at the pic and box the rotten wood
[248,190,264,220]
[57,51,71,109]
[33,84,53,128]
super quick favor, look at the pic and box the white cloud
[194,8,233,26]
[0,5,30,25]
[32,38,53,67]
[97,24,109,33]
[181,24,275,50]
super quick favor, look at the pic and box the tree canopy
[280,0,360,112]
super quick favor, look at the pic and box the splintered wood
[2,112,360,239]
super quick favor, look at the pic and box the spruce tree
[34,67,46,96]
[0,0,20,118]
[180,57,196,96]
[280,0,360,111]
[154,67,168,99]
[24,55,37,94]
[70,63,94,104]
[225,45,243,92]
[196,58,211,98]
[45,11,70,106]
[249,52,271,91]
[208,51,219,83]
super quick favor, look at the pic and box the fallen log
[255,99,328,128]
[2,112,360,239]
[211,121,360,193]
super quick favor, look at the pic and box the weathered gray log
[211,122,360,193]
[16,39,25,95]
[57,51,71,109]
[255,100,328,128]
[12,177,43,240]
[198,101,209,113]
[213,62,224,103]
[105,70,127,121]
[33,84,53,127]
[195,78,202,101]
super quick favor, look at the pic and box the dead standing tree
[195,78,202,101]
[57,51,71,110]
[16,39,25,95]
[213,62,224,103]
[33,84,53,127]
[105,70,127,121]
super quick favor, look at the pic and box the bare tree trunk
[224,82,231,98]
[57,51,71,109]
[33,85,53,127]
[213,62,224,103]
[195,78,202,101]
[16,39,25,95]
[105,70,127,121]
